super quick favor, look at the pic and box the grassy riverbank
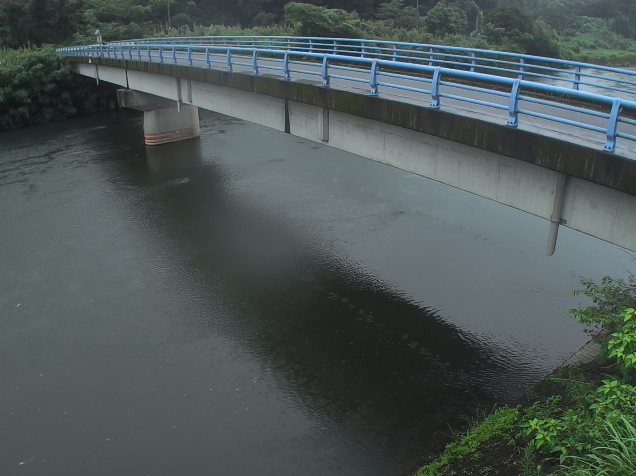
[0,47,116,131]
[416,277,636,476]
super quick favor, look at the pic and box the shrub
[570,276,636,333]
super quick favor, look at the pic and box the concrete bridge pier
[116,90,200,146]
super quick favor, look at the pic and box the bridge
[58,36,636,255]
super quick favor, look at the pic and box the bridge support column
[116,89,200,146]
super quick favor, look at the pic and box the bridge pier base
[116,89,200,146]
[143,105,200,146]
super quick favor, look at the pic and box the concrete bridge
[59,37,636,255]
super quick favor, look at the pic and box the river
[0,110,633,476]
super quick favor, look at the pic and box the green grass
[417,407,522,476]
[572,49,636,66]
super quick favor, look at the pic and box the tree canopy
[1,0,635,62]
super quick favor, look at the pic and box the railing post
[392,45,397,62]
[321,55,330,87]
[361,46,366,58]
[369,60,379,96]
[252,50,259,75]
[309,39,313,53]
[428,47,434,66]
[147,45,151,62]
[227,49,233,72]
[159,46,163,63]
[99,44,103,58]
[333,40,337,55]
[283,52,291,81]
[574,65,581,90]
[604,98,621,152]
[507,80,521,127]
[172,46,177,64]
[430,67,441,109]
[470,52,476,72]
[128,46,133,60]
[518,58,525,80]
[188,47,192,65]
[205,48,210,68]
[137,46,141,61]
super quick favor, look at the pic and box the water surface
[1,111,633,476]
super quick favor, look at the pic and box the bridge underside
[72,59,636,255]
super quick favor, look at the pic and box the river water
[1,110,633,476]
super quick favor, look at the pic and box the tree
[422,2,468,36]
[284,3,365,38]
[0,0,31,47]
[446,0,481,33]
[485,6,560,56]
[376,0,418,29]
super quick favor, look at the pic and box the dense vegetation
[417,276,636,475]
[0,48,116,130]
[1,0,636,63]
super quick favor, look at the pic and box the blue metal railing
[58,38,636,154]
[109,36,636,99]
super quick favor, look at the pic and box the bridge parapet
[110,36,636,99]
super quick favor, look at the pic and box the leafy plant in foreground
[607,307,636,379]
[570,276,636,332]
[555,414,636,475]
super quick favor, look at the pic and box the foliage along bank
[2,0,636,64]
[416,276,636,476]
[0,48,116,131]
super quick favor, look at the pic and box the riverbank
[570,49,636,67]
[415,277,636,476]
[0,47,117,131]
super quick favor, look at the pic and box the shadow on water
[74,112,538,465]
